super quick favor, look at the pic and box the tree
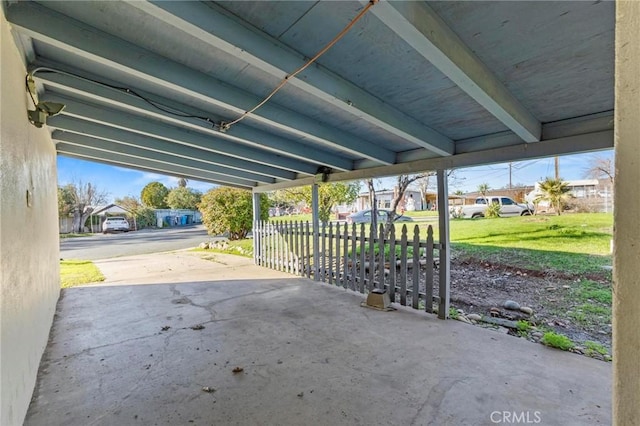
[279,182,360,224]
[57,185,75,217]
[383,174,432,235]
[115,196,157,229]
[584,155,614,184]
[59,181,109,233]
[199,187,269,239]
[141,182,169,208]
[365,179,378,229]
[166,187,202,209]
[114,195,142,212]
[415,173,437,211]
[477,183,490,202]
[536,177,571,215]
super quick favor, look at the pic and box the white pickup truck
[453,196,533,219]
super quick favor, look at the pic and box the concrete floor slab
[27,253,611,425]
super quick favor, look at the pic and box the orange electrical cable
[221,0,378,131]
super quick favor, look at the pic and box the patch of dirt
[448,254,612,356]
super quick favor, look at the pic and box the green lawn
[60,260,105,288]
[442,213,613,276]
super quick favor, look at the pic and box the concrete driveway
[27,252,611,425]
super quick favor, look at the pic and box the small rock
[232,367,244,374]
[467,314,482,321]
[202,387,216,393]
[199,242,209,249]
[519,306,533,315]
[562,285,571,289]
[190,324,205,330]
[490,307,501,317]
[161,325,171,331]
[546,286,556,292]
[297,392,304,398]
[532,331,543,338]
[456,315,472,324]
[604,355,612,362]
[496,326,510,334]
[573,347,585,354]
[503,300,521,311]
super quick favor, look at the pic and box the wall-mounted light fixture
[315,166,332,183]
[26,74,65,128]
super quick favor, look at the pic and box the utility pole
[555,157,559,180]
[509,162,513,190]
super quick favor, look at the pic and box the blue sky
[57,149,614,203]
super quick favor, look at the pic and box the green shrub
[485,202,502,218]
[516,320,532,337]
[584,341,608,356]
[199,187,268,240]
[449,307,459,319]
[132,206,157,229]
[541,332,574,351]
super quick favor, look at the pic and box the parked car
[102,216,130,233]
[346,209,413,225]
[453,196,533,219]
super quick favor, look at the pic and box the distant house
[525,179,613,213]
[355,189,424,211]
[90,204,134,232]
[463,187,534,205]
[59,203,133,233]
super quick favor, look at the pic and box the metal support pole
[437,170,450,319]
[252,191,261,265]
[311,183,320,281]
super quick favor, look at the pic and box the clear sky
[57,149,614,203]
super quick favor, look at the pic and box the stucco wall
[1,7,61,426]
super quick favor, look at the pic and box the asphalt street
[59,225,215,260]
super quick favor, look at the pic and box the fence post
[378,224,385,290]
[312,183,320,281]
[400,224,408,306]
[342,223,349,288]
[389,225,396,303]
[425,226,434,313]
[358,224,366,293]
[412,225,420,309]
[252,192,261,265]
[437,169,451,319]
[368,224,376,291]
[305,221,312,279]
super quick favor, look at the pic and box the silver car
[346,209,413,225]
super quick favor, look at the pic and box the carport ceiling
[5,1,614,190]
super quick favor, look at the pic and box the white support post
[437,169,450,319]
[613,1,640,424]
[312,183,320,281]
[252,192,261,265]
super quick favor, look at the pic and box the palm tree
[536,178,571,215]
[477,183,490,203]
